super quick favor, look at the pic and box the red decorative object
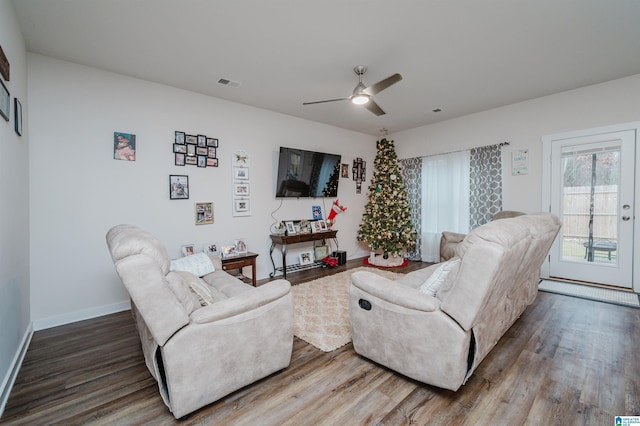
[322,256,339,267]
[326,199,347,227]
[363,257,408,268]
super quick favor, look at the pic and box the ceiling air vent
[217,78,242,88]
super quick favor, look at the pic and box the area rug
[291,267,401,352]
[539,279,640,309]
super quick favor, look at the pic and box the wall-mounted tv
[275,147,341,198]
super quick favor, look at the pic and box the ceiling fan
[303,66,402,116]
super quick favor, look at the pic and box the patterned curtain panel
[469,144,503,228]
[399,157,422,261]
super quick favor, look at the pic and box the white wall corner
[0,322,33,418]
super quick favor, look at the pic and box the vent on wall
[218,78,242,88]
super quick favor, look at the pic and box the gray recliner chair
[106,224,294,418]
[350,213,560,391]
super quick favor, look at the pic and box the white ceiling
[11,0,640,136]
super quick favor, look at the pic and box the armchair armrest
[440,231,466,262]
[190,279,291,323]
[351,271,440,312]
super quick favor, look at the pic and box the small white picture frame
[285,221,296,235]
[234,239,247,254]
[318,219,328,231]
[233,166,249,180]
[234,199,250,212]
[204,243,218,255]
[299,251,314,265]
[233,183,250,196]
[221,245,237,258]
[181,244,196,257]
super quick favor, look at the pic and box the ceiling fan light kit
[303,65,402,116]
[351,94,369,105]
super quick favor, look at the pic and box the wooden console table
[269,231,338,279]
[221,252,259,286]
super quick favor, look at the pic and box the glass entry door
[548,130,635,288]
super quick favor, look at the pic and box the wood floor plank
[2,258,639,425]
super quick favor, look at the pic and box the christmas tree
[357,138,417,258]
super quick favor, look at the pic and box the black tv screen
[275,147,341,198]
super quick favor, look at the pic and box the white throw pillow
[419,257,461,297]
[165,272,201,313]
[170,252,215,277]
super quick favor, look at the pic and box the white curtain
[421,150,470,262]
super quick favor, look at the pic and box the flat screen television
[275,147,342,198]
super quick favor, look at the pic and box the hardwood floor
[2,258,639,425]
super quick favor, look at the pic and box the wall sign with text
[512,149,529,175]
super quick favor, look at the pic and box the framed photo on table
[204,243,218,256]
[299,252,314,266]
[181,244,195,257]
[234,239,247,254]
[285,221,297,235]
[314,245,330,259]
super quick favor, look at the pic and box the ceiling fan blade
[303,97,349,105]
[362,73,402,96]
[363,99,385,116]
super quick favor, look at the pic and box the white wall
[392,73,640,213]
[28,54,376,329]
[0,0,30,413]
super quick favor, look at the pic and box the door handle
[622,216,631,221]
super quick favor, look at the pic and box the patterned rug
[539,279,640,309]
[291,267,401,352]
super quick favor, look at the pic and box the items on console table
[221,251,259,286]
[269,230,338,279]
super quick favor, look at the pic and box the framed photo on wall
[233,166,249,180]
[233,183,250,196]
[113,132,136,161]
[195,202,214,225]
[0,79,8,122]
[169,175,189,199]
[234,199,249,212]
